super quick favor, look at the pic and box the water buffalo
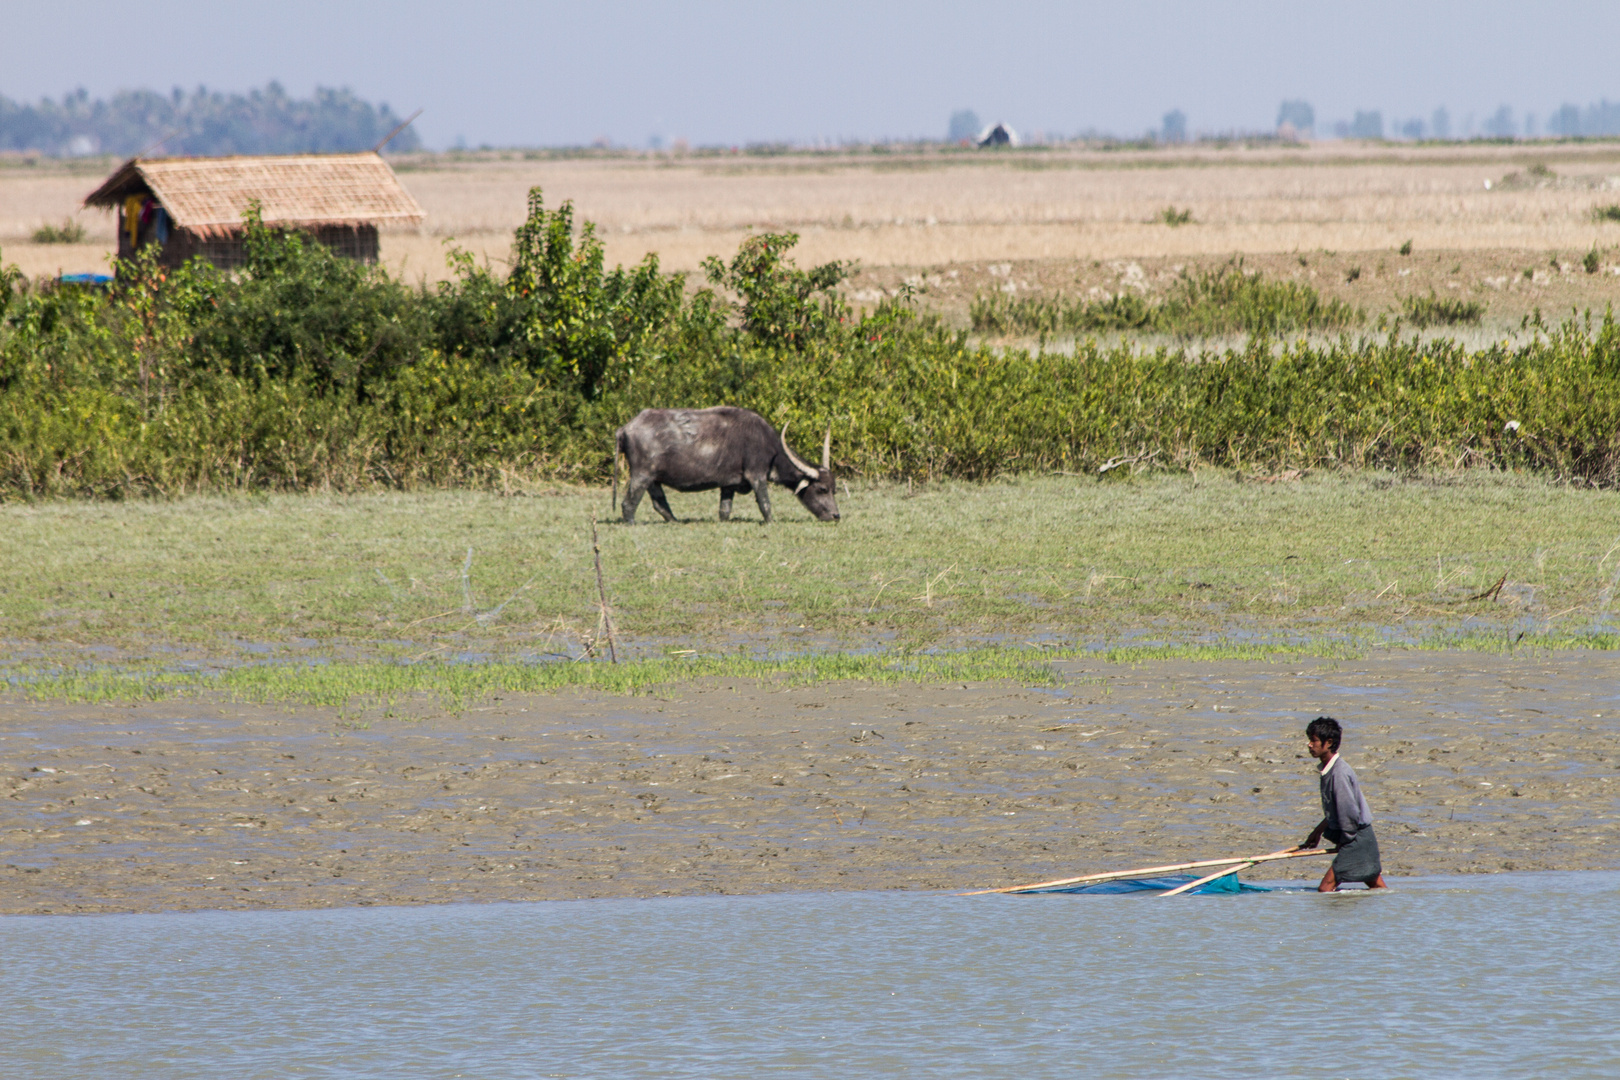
[613,407,840,524]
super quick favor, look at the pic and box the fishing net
[1017,873,1280,895]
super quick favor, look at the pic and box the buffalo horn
[821,426,831,473]
[779,423,818,477]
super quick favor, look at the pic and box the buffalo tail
[611,429,622,511]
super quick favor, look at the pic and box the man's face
[1306,736,1335,763]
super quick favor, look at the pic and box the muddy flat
[3,650,1616,914]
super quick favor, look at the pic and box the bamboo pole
[590,517,617,665]
[960,848,1328,895]
[1159,860,1259,898]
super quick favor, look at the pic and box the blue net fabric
[1018,873,1277,895]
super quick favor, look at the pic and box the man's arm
[1297,818,1326,849]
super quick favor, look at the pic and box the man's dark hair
[1306,716,1342,752]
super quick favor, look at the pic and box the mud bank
[3,651,1617,914]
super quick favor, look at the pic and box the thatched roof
[84,152,424,237]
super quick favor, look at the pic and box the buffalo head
[781,424,841,522]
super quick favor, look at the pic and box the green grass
[4,474,1618,680]
[1592,204,1620,223]
[15,630,1620,709]
[11,649,1063,708]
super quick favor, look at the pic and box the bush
[5,202,1620,496]
[186,205,427,391]
[0,250,20,310]
[701,233,851,351]
[1593,205,1620,223]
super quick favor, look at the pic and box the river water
[4,872,1617,1079]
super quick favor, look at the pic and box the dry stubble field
[7,141,1620,330]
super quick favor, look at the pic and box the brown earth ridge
[3,650,1616,915]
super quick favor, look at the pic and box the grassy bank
[5,473,1618,675]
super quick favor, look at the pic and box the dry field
[6,142,1620,328]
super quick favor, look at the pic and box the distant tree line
[1546,100,1620,137]
[0,82,420,157]
[978,96,1620,146]
[1329,99,1620,142]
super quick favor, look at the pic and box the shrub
[492,189,687,398]
[0,249,21,310]
[701,232,851,351]
[185,204,427,392]
[1595,205,1620,223]
[1159,206,1193,227]
[5,201,1620,496]
[1585,247,1602,274]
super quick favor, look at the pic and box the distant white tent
[976,123,1019,148]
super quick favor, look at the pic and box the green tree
[701,233,852,352]
[503,187,685,398]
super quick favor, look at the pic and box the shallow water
[4,872,1618,1079]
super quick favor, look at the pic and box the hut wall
[137,223,380,271]
[313,224,380,263]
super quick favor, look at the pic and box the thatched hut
[83,152,425,270]
[976,123,1018,148]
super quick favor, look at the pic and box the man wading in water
[1291,717,1388,891]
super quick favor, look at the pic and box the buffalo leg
[620,478,648,523]
[718,486,741,521]
[752,479,774,523]
[647,483,677,522]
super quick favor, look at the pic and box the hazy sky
[4,1,1616,148]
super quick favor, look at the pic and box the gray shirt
[1317,754,1373,844]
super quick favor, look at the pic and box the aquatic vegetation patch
[11,649,1063,708]
[1400,292,1485,327]
[970,262,1361,338]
